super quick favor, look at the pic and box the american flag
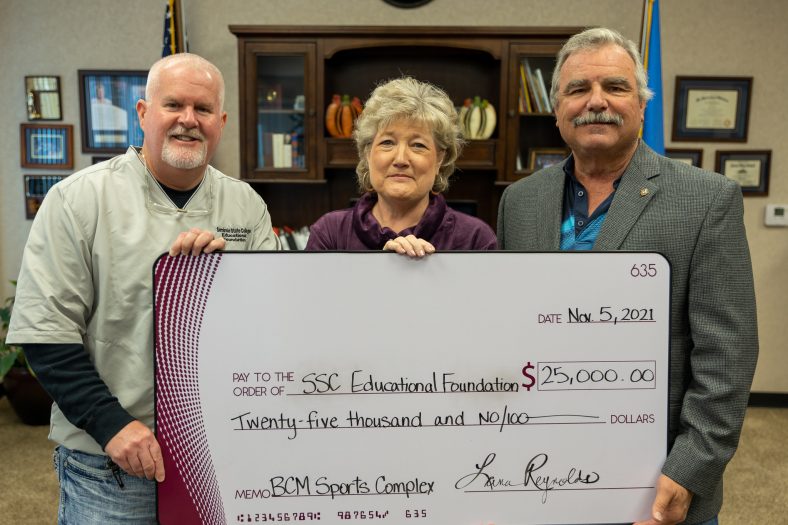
[162,0,187,57]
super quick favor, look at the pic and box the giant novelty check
[154,252,670,525]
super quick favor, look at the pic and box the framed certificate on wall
[715,150,770,196]
[672,76,752,142]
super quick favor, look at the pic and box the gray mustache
[573,112,624,127]
[168,126,204,140]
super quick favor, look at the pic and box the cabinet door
[241,42,317,180]
[506,43,567,182]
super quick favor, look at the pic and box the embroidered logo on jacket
[216,226,251,244]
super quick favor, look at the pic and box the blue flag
[641,0,664,154]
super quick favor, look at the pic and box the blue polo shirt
[559,156,620,251]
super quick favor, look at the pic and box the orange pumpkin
[325,94,363,138]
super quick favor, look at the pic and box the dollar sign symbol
[521,361,536,392]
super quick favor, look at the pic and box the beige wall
[1,0,785,392]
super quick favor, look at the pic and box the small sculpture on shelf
[459,96,496,139]
[325,94,363,138]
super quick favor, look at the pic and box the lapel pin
[640,188,650,197]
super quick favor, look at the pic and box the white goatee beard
[162,139,207,169]
[161,126,207,169]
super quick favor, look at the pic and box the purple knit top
[305,192,497,251]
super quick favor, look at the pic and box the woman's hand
[169,227,226,256]
[383,235,435,258]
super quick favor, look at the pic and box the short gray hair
[146,53,225,111]
[354,76,464,194]
[550,27,654,109]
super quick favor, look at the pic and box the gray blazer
[498,142,758,524]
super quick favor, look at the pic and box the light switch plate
[764,204,788,227]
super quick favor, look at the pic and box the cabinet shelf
[232,26,578,229]
[324,138,356,168]
[457,140,498,169]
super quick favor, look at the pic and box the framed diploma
[715,150,770,196]
[154,252,671,525]
[672,76,752,142]
[664,148,703,168]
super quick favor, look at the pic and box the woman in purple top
[305,77,497,257]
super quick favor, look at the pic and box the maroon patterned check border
[154,253,225,525]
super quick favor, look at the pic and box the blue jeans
[54,445,156,524]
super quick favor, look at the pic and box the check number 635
[630,263,657,278]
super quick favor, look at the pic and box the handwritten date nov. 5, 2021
[538,307,655,325]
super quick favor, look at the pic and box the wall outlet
[764,204,788,227]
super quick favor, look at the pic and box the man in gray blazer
[498,28,758,525]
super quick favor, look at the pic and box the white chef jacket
[8,147,279,454]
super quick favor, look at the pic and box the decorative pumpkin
[325,94,363,138]
[458,96,496,139]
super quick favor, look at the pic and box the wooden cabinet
[231,26,580,230]
[507,43,566,179]
[238,42,317,180]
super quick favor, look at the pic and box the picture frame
[23,174,67,220]
[20,123,73,169]
[664,148,703,168]
[78,69,148,153]
[25,75,62,120]
[715,150,770,196]
[528,147,570,171]
[672,76,752,142]
[91,156,113,165]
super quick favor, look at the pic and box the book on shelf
[257,123,265,167]
[290,132,301,168]
[518,63,533,113]
[521,59,553,114]
[262,132,274,167]
[534,68,552,113]
[272,133,283,168]
[522,59,542,113]
[261,132,304,168]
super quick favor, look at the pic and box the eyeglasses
[146,197,212,216]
